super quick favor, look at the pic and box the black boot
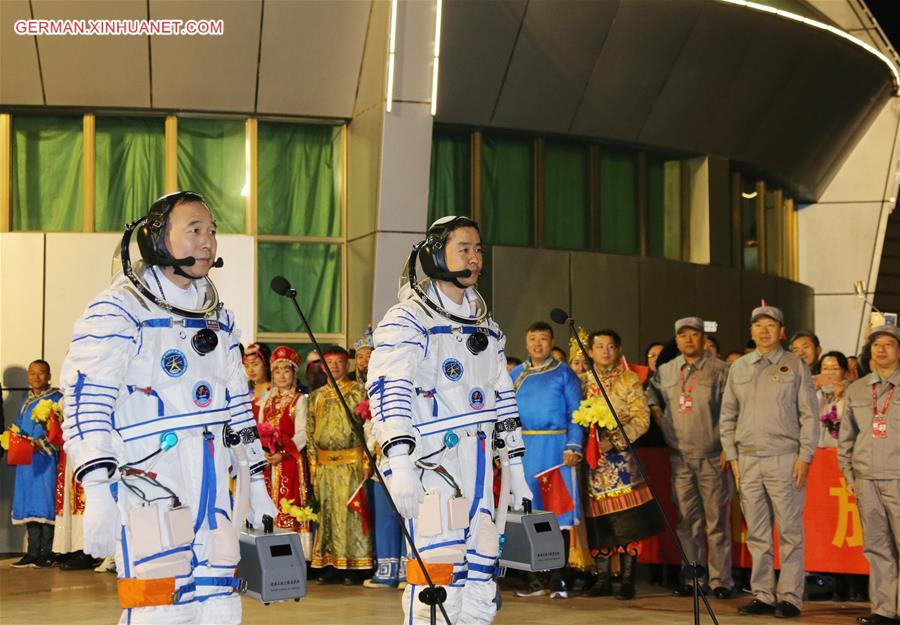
[616,552,637,600]
[584,556,612,597]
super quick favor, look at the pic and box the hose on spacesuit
[271,275,452,625]
[230,442,252,534]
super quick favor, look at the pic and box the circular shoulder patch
[442,358,464,381]
[469,387,485,410]
[161,349,188,378]
[192,381,212,407]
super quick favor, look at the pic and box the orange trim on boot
[117,577,177,609]
[406,561,454,586]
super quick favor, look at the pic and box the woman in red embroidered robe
[257,346,313,558]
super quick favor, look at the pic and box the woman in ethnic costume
[243,342,272,418]
[257,346,313,558]
[580,330,663,600]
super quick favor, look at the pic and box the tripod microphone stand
[271,276,451,625]
[550,308,719,625]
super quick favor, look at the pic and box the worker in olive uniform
[838,324,900,625]
[720,306,817,619]
[648,317,733,599]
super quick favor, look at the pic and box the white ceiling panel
[256,0,369,117]
[0,0,45,105]
[31,0,150,108]
[150,0,262,112]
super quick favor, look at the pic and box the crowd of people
[5,197,898,625]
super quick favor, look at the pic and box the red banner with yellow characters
[636,447,869,574]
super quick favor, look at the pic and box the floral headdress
[568,326,589,362]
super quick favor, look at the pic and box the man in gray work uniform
[838,324,900,625]
[720,306,817,619]
[648,317,734,599]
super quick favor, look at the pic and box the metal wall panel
[638,257,698,355]
[0,1,45,105]
[491,246,570,360]
[570,251,641,361]
[695,264,743,355]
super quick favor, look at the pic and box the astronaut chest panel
[416,325,500,419]
[119,319,232,421]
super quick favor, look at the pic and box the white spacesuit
[60,192,276,625]
[367,216,532,625]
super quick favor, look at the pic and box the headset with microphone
[136,191,224,278]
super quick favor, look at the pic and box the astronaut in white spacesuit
[60,192,277,625]
[366,216,533,625]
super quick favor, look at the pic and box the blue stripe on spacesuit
[72,333,136,344]
[79,390,117,400]
[126,385,165,416]
[427,326,502,341]
[230,390,251,400]
[133,545,193,567]
[194,433,219,533]
[468,433,486,520]
[119,418,230,443]
[89,300,140,326]
[419,539,465,552]
[377,340,426,351]
[85,313,138,325]
[120,524,131,577]
[117,406,231,431]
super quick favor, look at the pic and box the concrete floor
[0,557,872,625]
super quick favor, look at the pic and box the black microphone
[169,256,197,267]
[270,275,296,297]
[550,307,570,325]
[212,257,224,268]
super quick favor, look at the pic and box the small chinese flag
[347,481,371,536]
[621,355,649,384]
[535,464,574,516]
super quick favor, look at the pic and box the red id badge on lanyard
[872,383,894,440]
[679,367,698,413]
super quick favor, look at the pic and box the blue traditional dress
[11,387,63,525]
[511,358,583,529]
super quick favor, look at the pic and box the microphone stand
[272,278,451,625]
[555,312,719,625]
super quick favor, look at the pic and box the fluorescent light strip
[719,0,899,93]
[386,0,399,113]
[431,0,443,116]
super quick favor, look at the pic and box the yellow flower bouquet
[30,399,64,448]
[572,397,617,431]
[280,498,318,524]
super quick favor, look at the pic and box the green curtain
[481,136,532,246]
[258,122,341,237]
[544,141,588,250]
[257,242,341,334]
[428,132,470,225]
[177,118,245,233]
[12,116,83,231]
[95,117,165,231]
[599,149,637,255]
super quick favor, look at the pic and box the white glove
[82,481,119,558]
[248,478,278,528]
[509,460,534,511]
[386,451,423,520]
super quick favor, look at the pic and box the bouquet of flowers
[819,404,840,439]
[257,420,282,454]
[280,498,318,524]
[572,397,618,469]
[353,399,371,421]
[31,399,64,448]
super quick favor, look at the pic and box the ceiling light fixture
[386,0,399,113]
[430,0,443,116]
